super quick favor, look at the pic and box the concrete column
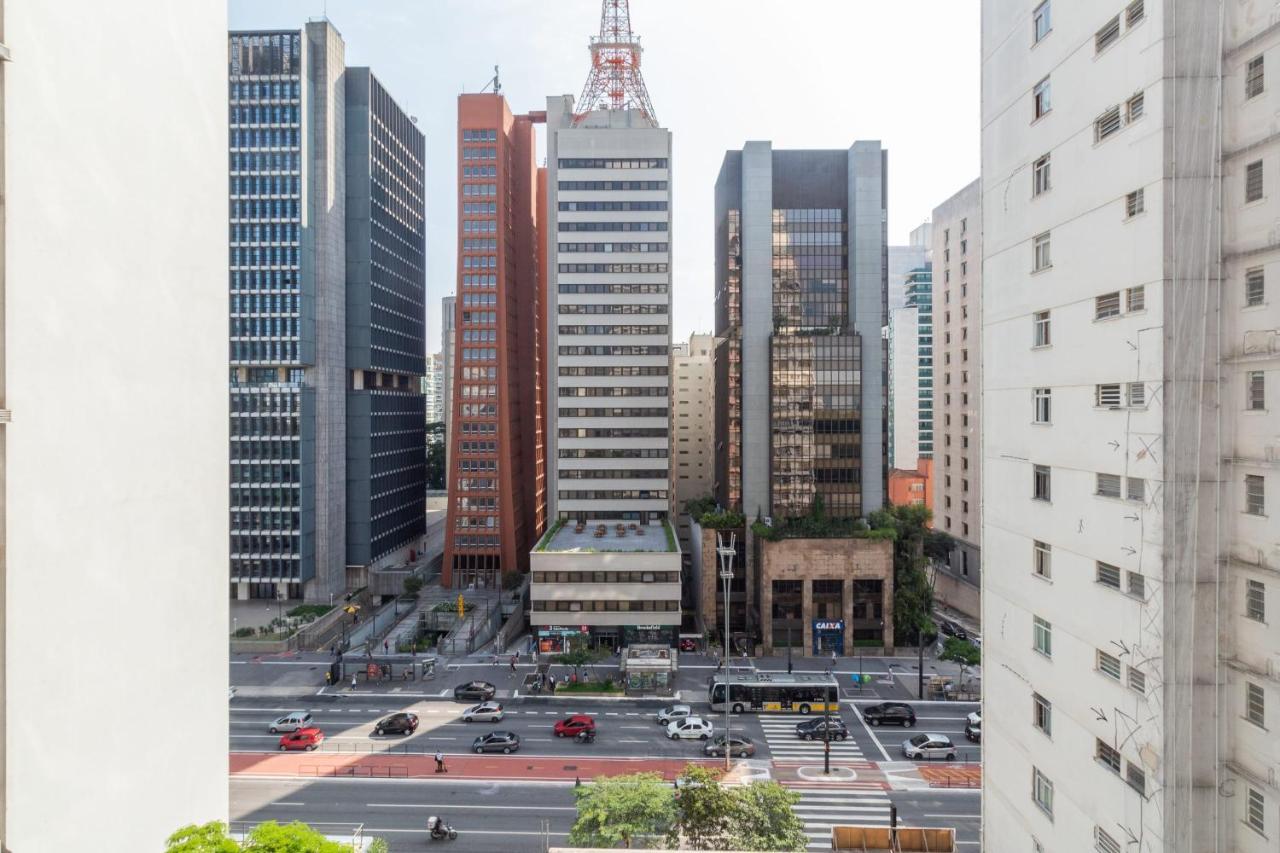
[801,579,813,653]
[881,578,895,650]
[843,580,855,654]
[760,568,773,653]
[740,142,772,520]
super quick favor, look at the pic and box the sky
[228,0,981,350]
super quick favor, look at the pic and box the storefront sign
[813,620,845,632]
[538,625,587,636]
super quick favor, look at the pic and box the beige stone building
[671,333,714,553]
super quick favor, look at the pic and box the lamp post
[716,531,737,772]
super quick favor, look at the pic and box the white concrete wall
[4,0,229,848]
[887,305,920,469]
[672,333,714,549]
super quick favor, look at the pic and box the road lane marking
[366,803,576,811]
[269,801,305,806]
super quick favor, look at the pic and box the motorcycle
[426,816,457,841]
[574,729,596,744]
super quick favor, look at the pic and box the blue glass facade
[904,264,934,457]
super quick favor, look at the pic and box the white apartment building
[672,333,714,551]
[887,303,921,469]
[425,351,445,423]
[983,2,1279,851]
[3,1,228,848]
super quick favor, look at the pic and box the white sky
[228,0,980,349]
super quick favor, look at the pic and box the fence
[297,763,410,778]
[228,821,364,850]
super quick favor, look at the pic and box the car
[679,638,697,652]
[795,717,850,741]
[964,711,981,743]
[554,715,596,738]
[704,734,755,758]
[901,733,956,760]
[453,681,497,701]
[938,619,968,640]
[278,727,324,751]
[667,716,714,740]
[472,730,520,754]
[656,703,693,725]
[462,701,504,723]
[862,702,917,728]
[373,712,418,736]
[268,711,313,734]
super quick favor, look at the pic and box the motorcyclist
[427,815,451,839]
[575,728,595,743]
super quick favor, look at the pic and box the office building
[888,263,933,468]
[888,222,933,312]
[230,22,425,601]
[982,2,1278,851]
[425,352,445,423]
[931,179,980,616]
[2,1,228,847]
[443,93,546,588]
[441,294,456,468]
[671,333,714,552]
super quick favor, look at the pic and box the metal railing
[228,821,364,850]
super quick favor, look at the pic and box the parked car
[656,703,693,725]
[462,701,504,723]
[679,638,697,652]
[453,681,497,702]
[964,711,981,743]
[268,711,313,734]
[472,731,520,754]
[938,619,969,641]
[667,716,714,740]
[554,715,596,738]
[373,712,418,736]
[704,734,755,758]
[901,733,956,760]
[278,727,324,751]
[862,702,917,728]
[795,717,850,741]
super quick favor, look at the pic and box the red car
[553,715,596,738]
[679,638,697,652]
[278,727,324,751]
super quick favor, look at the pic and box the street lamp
[716,531,737,772]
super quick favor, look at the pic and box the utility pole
[716,532,737,772]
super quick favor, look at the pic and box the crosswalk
[789,787,894,850]
[756,713,868,764]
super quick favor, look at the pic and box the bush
[684,495,717,518]
[699,509,745,530]
[403,575,424,597]
[501,571,523,591]
[286,604,333,621]
[232,627,255,638]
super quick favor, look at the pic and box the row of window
[535,570,679,584]
[558,386,668,397]
[557,427,668,439]
[559,469,668,480]
[451,535,499,549]
[462,220,496,234]
[558,283,669,294]
[462,166,496,178]
[231,199,300,222]
[230,340,300,363]
[230,294,299,315]
[558,304,666,316]
[558,449,668,459]
[558,263,670,274]
[557,325,668,336]
[462,238,496,251]
[231,317,299,339]
[558,345,669,356]
[461,146,496,160]
[462,184,497,197]
[557,408,667,418]
[230,150,301,174]
[536,599,679,612]
[461,256,496,269]
[229,104,300,126]
[559,242,668,253]
[558,158,668,169]
[559,221,668,233]
[461,129,497,142]
[558,366,668,376]
[461,311,496,326]
[229,80,302,102]
[556,489,669,500]
[229,128,300,151]
[230,174,301,198]
[559,200,668,212]
[230,223,300,245]
[558,180,668,191]
[461,274,497,288]
[462,202,497,215]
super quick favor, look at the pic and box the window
[1127,285,1146,311]
[1125,762,1146,796]
[1033,692,1052,734]
[1034,77,1052,119]
[1032,768,1054,817]
[1246,787,1265,834]
[1127,570,1146,598]
[1033,388,1052,423]
[1095,105,1123,141]
[1034,1,1051,42]
[1096,15,1121,52]
[1246,55,1265,100]
[1097,472,1123,498]
[1246,267,1265,307]
[1097,562,1122,589]
[1126,188,1145,217]
[1096,384,1123,408]
[1127,477,1146,503]
[1128,667,1146,693]
[1246,474,1266,515]
[1246,579,1265,622]
[1248,371,1265,411]
[1096,826,1122,853]
[1034,310,1051,346]
[1098,650,1122,680]
[1033,616,1052,656]
[1128,382,1146,407]
[1246,682,1265,727]
[1096,291,1122,319]
[1033,540,1052,578]
[1033,154,1051,196]
[1127,92,1145,122]
[1126,0,1144,26]
[1034,465,1051,501]
[1033,232,1052,271]
[1096,739,1121,773]
[1246,160,1264,203]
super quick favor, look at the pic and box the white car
[656,703,692,725]
[462,701,504,723]
[966,711,981,727]
[901,733,957,760]
[268,711,313,734]
[667,716,714,740]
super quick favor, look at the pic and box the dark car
[454,681,497,702]
[964,711,981,743]
[795,717,850,741]
[862,702,917,728]
[704,734,755,758]
[373,712,419,736]
[472,730,520,754]
[939,619,969,641]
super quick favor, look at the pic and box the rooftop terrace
[536,518,677,554]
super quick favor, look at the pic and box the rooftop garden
[684,495,745,530]
[749,496,897,542]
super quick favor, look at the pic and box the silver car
[268,711,313,733]
[656,703,692,725]
[462,701,504,723]
[901,733,957,760]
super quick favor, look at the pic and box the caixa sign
[813,620,844,631]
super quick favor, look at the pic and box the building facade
[982,2,1278,851]
[931,179,980,614]
[887,264,933,469]
[425,352,445,423]
[3,0,229,846]
[671,332,714,552]
[443,93,546,589]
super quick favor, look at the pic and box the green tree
[366,840,390,853]
[923,529,956,564]
[165,822,239,853]
[166,821,350,853]
[425,421,446,489]
[870,504,936,643]
[555,646,606,680]
[670,765,735,849]
[403,574,424,597]
[568,772,677,849]
[727,781,809,852]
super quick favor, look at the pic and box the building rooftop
[537,519,677,554]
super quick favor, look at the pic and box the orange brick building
[887,457,934,525]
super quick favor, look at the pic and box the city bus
[708,672,840,714]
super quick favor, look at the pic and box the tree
[923,529,956,564]
[403,574,424,597]
[166,821,350,853]
[555,646,605,680]
[727,781,809,852]
[939,637,982,692]
[165,822,239,853]
[870,504,936,643]
[425,421,446,490]
[671,765,735,849]
[568,772,677,849]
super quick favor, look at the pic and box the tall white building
[671,333,714,551]
[2,0,228,848]
[982,2,1279,851]
[425,351,445,423]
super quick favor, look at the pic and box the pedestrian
[510,655,517,673]
[350,673,357,690]
[548,674,556,693]
[325,671,332,686]
[434,750,446,774]
[831,649,837,667]
[383,640,389,655]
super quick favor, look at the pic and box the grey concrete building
[441,294,456,468]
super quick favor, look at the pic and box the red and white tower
[575,0,658,123]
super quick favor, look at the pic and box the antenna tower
[575,0,657,123]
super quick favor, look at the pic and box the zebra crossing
[756,712,869,763]
[789,787,894,850]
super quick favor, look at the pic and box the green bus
[708,672,840,714]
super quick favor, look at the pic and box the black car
[939,619,969,641]
[454,681,497,701]
[862,702,917,728]
[373,712,418,736]
[472,730,520,754]
[795,718,850,741]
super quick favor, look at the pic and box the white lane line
[618,738,647,744]
[366,803,577,811]
[269,801,305,806]
[849,709,892,763]
[425,737,457,741]
[618,726,651,730]
[605,712,619,716]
